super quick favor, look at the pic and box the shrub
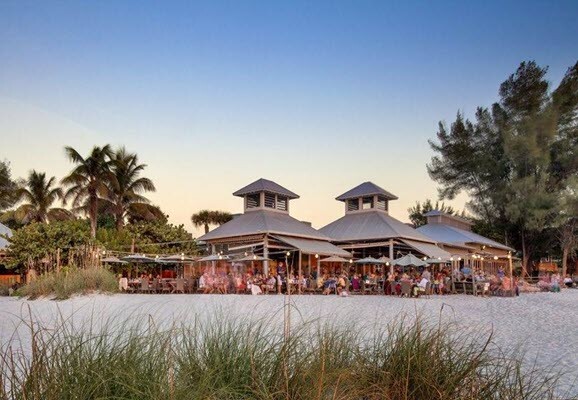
[17,267,118,300]
[0,316,560,400]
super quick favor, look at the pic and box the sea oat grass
[0,313,560,400]
[17,268,118,299]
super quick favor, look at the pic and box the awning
[272,235,351,257]
[400,239,451,261]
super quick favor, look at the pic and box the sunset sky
[1,1,577,237]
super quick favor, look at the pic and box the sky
[1,1,577,237]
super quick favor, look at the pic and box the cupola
[335,181,398,214]
[232,178,299,213]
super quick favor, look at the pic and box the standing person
[422,267,431,281]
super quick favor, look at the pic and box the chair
[161,280,171,294]
[175,278,185,294]
[139,280,151,294]
[400,281,412,298]
[423,282,431,299]
[150,279,159,294]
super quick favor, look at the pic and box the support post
[263,235,269,277]
[298,251,302,294]
[389,239,394,275]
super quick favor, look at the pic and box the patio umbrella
[121,254,157,263]
[198,254,230,262]
[354,257,385,264]
[393,253,427,267]
[378,256,391,264]
[319,256,349,263]
[425,258,446,264]
[235,254,271,262]
[101,256,128,264]
[159,254,198,263]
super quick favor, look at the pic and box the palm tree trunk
[116,205,124,231]
[204,223,209,234]
[89,196,98,238]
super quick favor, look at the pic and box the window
[347,199,359,211]
[264,193,276,208]
[376,196,387,211]
[362,197,374,210]
[246,194,260,208]
[277,196,288,211]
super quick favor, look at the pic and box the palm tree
[191,210,233,234]
[191,210,212,234]
[14,170,72,223]
[211,210,233,226]
[62,145,113,238]
[106,147,156,230]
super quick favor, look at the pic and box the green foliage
[3,220,91,272]
[0,317,559,399]
[12,170,73,224]
[62,145,114,238]
[97,221,197,255]
[17,267,118,299]
[191,209,233,234]
[102,146,158,229]
[428,60,578,269]
[407,199,462,227]
[0,160,19,212]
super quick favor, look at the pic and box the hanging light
[315,254,319,259]
[386,262,390,266]
[349,259,353,264]
[253,255,257,260]
[493,256,498,260]
[458,257,462,261]
[286,251,291,257]
[450,257,454,261]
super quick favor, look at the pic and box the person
[564,275,574,288]
[337,275,346,294]
[414,276,428,297]
[497,267,505,279]
[421,267,431,281]
[118,274,128,292]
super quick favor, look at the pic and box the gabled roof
[198,209,328,241]
[233,178,299,199]
[319,210,436,243]
[336,181,398,201]
[0,222,12,250]
[416,223,514,252]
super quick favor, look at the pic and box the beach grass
[16,268,118,300]
[0,313,559,400]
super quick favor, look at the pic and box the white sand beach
[1,291,577,397]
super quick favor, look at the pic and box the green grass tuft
[0,315,561,400]
[17,268,118,300]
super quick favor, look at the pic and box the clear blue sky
[1,1,577,236]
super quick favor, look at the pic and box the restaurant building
[416,210,514,273]
[320,182,451,263]
[197,178,351,277]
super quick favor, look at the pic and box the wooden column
[298,251,302,294]
[263,235,269,277]
[389,239,394,274]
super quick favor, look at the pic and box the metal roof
[400,239,451,260]
[198,209,330,242]
[0,222,12,250]
[272,235,351,257]
[424,210,473,225]
[319,210,437,243]
[233,178,299,199]
[416,223,514,251]
[336,182,398,201]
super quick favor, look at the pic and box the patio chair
[422,282,431,299]
[149,279,159,294]
[175,278,185,294]
[139,280,151,294]
[161,280,171,294]
[400,281,412,298]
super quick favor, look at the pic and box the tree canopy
[428,60,578,273]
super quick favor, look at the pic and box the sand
[1,290,577,397]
